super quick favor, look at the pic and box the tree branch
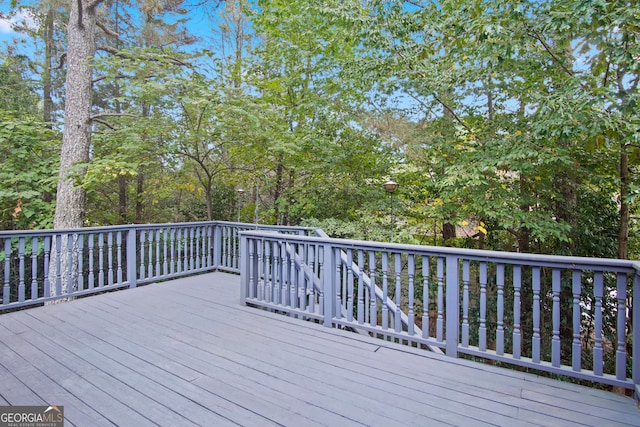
[51,52,67,70]
[97,20,120,38]
[90,112,138,120]
[86,0,104,11]
[524,24,574,78]
[93,73,156,84]
[92,118,115,129]
[96,45,192,67]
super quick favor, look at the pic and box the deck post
[445,255,459,358]
[126,228,137,288]
[323,243,335,328]
[633,270,640,399]
[239,232,248,305]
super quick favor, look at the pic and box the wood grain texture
[0,272,637,426]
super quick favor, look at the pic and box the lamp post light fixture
[236,188,245,223]
[384,179,398,242]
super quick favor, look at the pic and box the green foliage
[0,111,59,230]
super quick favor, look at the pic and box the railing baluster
[88,234,94,289]
[55,234,62,295]
[189,227,195,270]
[616,273,627,380]
[479,262,487,351]
[43,236,50,297]
[593,271,604,375]
[335,248,342,318]
[462,260,469,347]
[257,239,264,301]
[272,241,280,305]
[116,232,123,284]
[299,243,306,311]
[66,234,73,294]
[532,267,541,363]
[309,245,316,314]
[195,227,201,270]
[155,230,161,277]
[30,237,38,300]
[107,232,114,286]
[265,240,272,303]
[496,263,505,355]
[280,241,287,305]
[552,268,561,367]
[138,231,145,280]
[572,270,582,371]
[232,227,238,269]
[207,226,213,268]
[347,249,354,322]
[422,255,429,339]
[357,249,364,324]
[18,238,25,302]
[395,253,402,333]
[290,242,297,309]
[407,254,415,336]
[317,245,324,315]
[3,239,9,304]
[369,251,377,328]
[382,252,389,330]
[77,235,84,291]
[162,230,168,276]
[169,228,176,275]
[225,226,231,268]
[513,265,521,359]
[436,257,444,343]
[147,231,153,279]
[248,237,255,299]
[183,227,188,272]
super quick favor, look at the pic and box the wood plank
[19,305,306,427]
[13,310,245,427]
[81,278,640,427]
[0,341,117,427]
[0,331,159,426]
[71,286,532,426]
[37,303,413,427]
[0,272,637,427]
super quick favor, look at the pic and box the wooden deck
[0,273,637,427]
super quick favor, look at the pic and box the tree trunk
[205,181,214,221]
[50,1,98,299]
[442,222,456,243]
[118,175,128,223]
[54,0,97,230]
[135,171,144,223]
[618,145,630,259]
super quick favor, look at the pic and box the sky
[0,5,35,53]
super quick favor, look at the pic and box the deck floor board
[0,272,638,426]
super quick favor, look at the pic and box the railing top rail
[0,221,317,238]
[241,230,640,272]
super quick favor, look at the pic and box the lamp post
[236,188,245,223]
[384,179,398,241]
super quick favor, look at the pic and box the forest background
[1,0,639,260]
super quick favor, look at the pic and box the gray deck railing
[0,221,314,311]
[3,221,639,394]
[239,230,640,393]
